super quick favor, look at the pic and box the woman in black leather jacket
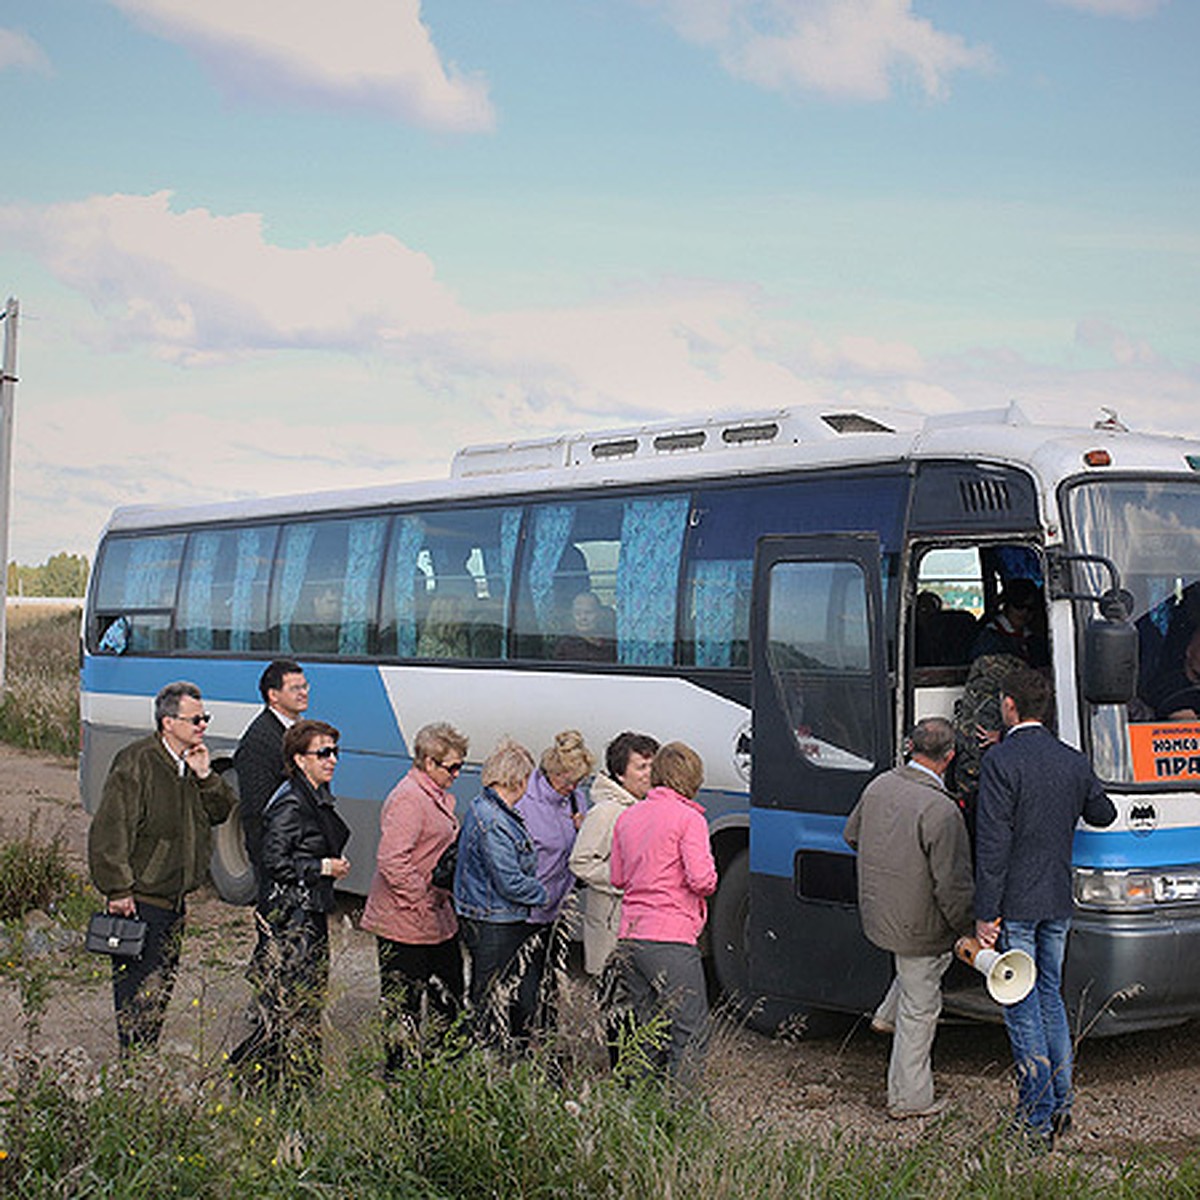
[255,718,350,1088]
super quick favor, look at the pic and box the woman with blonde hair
[453,739,546,1049]
[362,721,468,1075]
[514,729,596,1038]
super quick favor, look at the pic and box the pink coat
[362,767,459,945]
[610,786,717,944]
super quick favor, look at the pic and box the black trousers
[111,901,184,1056]
[376,935,463,1070]
[234,907,330,1090]
[459,918,536,1051]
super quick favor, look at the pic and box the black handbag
[85,912,148,959]
[430,834,459,891]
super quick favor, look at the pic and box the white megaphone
[955,937,1037,1006]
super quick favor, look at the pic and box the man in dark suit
[975,667,1116,1148]
[229,659,309,1072]
[234,659,309,887]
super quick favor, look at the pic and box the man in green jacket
[88,680,235,1055]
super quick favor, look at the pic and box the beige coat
[569,772,638,975]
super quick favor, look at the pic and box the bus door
[747,534,892,1013]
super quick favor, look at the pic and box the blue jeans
[1000,919,1073,1134]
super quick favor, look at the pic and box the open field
[1,743,1199,1191]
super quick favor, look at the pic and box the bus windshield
[1065,477,1200,782]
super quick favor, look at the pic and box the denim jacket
[453,787,547,923]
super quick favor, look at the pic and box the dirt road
[2,743,1198,1163]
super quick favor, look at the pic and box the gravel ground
[3,742,1198,1169]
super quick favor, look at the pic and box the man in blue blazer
[975,667,1116,1148]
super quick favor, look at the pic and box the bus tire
[209,761,258,906]
[710,848,844,1038]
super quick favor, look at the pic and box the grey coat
[844,763,974,957]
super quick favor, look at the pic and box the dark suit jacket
[233,707,288,873]
[975,723,1116,923]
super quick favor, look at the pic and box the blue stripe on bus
[82,655,405,756]
[1072,826,1200,869]
[748,807,1200,879]
[749,809,850,877]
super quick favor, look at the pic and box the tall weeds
[0,607,81,757]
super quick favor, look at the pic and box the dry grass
[0,607,81,757]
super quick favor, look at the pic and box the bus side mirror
[1083,617,1138,705]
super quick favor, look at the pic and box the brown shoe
[887,1097,949,1120]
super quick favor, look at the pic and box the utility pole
[0,297,18,694]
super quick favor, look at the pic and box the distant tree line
[6,552,89,598]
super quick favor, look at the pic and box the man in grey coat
[844,717,974,1119]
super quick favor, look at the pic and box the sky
[0,0,1197,563]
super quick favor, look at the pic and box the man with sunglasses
[88,680,235,1055]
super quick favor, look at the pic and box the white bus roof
[103,402,1200,535]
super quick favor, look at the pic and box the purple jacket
[515,768,587,925]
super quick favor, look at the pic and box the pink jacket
[362,767,459,945]
[610,786,717,944]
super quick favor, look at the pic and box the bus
[80,402,1200,1036]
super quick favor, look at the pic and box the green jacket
[88,735,235,907]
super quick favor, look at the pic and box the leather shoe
[887,1097,948,1120]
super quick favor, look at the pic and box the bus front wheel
[209,762,258,906]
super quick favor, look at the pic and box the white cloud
[107,0,494,131]
[1049,0,1164,17]
[640,0,993,101]
[0,28,50,73]
[0,191,467,362]
[1075,317,1159,366]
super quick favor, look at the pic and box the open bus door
[742,533,893,1027]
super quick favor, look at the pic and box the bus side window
[90,533,184,655]
[514,495,688,666]
[270,517,386,657]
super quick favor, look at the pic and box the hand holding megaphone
[955,935,1037,1006]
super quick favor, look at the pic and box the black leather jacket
[261,774,350,914]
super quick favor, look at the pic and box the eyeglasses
[305,746,340,760]
[437,759,464,775]
[173,713,212,726]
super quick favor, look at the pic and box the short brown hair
[283,719,340,778]
[650,741,704,799]
[605,731,661,779]
[1003,667,1051,723]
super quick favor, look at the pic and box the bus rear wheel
[710,848,845,1038]
[209,761,258,906]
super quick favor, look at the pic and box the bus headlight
[1074,867,1200,909]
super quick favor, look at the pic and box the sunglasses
[305,746,340,760]
[173,713,212,726]
[437,759,464,775]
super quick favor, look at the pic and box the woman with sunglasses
[254,718,350,1089]
[362,721,469,1075]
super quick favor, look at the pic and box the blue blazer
[975,723,1116,923]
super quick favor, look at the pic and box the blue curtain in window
[123,536,182,608]
[528,505,573,630]
[691,559,751,667]
[230,527,270,652]
[340,518,386,655]
[617,496,688,665]
[179,532,219,651]
[277,525,316,654]
[390,516,425,657]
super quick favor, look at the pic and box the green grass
[1,1041,1197,1199]
[0,607,81,758]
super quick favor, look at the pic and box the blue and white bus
[81,403,1200,1035]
